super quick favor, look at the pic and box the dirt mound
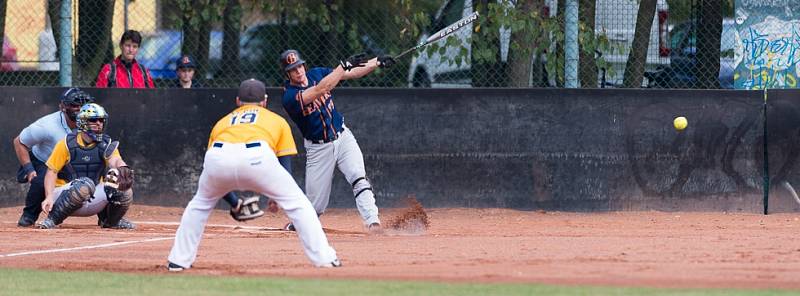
[386,195,429,234]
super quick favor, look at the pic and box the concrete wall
[1,87,799,213]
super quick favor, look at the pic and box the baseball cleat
[17,215,36,227]
[37,218,57,229]
[101,218,135,229]
[283,222,296,231]
[318,258,342,268]
[367,222,383,234]
[167,262,187,272]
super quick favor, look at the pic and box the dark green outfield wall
[1,87,799,213]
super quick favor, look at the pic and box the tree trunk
[695,0,722,89]
[47,0,60,58]
[76,0,115,86]
[507,0,541,87]
[323,0,339,67]
[622,0,656,88]
[0,0,6,70]
[180,0,212,79]
[553,0,565,87]
[578,0,597,88]
[220,0,241,82]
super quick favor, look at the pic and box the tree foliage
[427,0,614,87]
[75,0,115,86]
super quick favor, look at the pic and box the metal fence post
[58,0,72,87]
[564,0,579,88]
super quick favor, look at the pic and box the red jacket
[95,56,154,88]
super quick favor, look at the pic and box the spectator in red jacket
[95,30,154,88]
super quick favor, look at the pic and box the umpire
[13,88,93,227]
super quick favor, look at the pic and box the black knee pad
[48,178,95,225]
[351,177,373,198]
[102,189,133,228]
[69,177,96,203]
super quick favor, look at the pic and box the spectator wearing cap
[12,88,94,227]
[174,55,202,88]
[95,30,155,88]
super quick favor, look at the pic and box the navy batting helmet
[280,49,305,72]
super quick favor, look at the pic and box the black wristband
[22,162,35,174]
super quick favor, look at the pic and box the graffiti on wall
[735,1,800,89]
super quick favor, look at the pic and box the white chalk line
[0,221,286,258]
[0,237,172,258]
[1,220,285,231]
[136,221,284,231]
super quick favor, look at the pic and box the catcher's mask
[76,103,109,142]
[60,88,95,121]
[280,49,306,73]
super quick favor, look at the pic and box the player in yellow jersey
[167,79,340,271]
[38,103,135,229]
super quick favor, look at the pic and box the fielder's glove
[377,55,396,68]
[230,195,265,222]
[339,53,368,71]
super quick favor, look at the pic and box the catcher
[38,103,135,229]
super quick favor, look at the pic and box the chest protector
[57,133,111,184]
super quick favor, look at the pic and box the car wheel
[412,69,431,88]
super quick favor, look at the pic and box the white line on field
[1,220,284,231]
[136,221,283,231]
[0,237,172,258]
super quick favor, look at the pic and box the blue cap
[176,55,196,69]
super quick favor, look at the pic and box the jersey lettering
[302,92,332,116]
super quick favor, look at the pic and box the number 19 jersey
[208,105,298,157]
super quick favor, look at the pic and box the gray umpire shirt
[18,111,74,163]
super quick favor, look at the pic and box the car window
[720,25,735,57]
[669,24,688,50]
[433,0,465,32]
[139,32,181,70]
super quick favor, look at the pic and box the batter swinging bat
[394,11,480,60]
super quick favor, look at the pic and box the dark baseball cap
[176,55,196,69]
[280,49,305,72]
[238,79,266,102]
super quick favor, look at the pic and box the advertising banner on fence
[735,0,800,89]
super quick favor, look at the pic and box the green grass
[0,268,794,296]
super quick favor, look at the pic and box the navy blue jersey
[282,67,344,142]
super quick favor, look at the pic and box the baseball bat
[394,11,480,60]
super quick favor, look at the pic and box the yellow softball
[673,116,688,131]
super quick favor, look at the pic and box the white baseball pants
[304,127,380,226]
[168,141,338,268]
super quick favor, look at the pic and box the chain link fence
[0,0,745,89]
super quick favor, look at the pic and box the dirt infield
[1,204,799,289]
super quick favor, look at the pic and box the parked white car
[407,0,670,87]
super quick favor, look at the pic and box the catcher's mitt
[105,166,134,191]
[230,194,264,222]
